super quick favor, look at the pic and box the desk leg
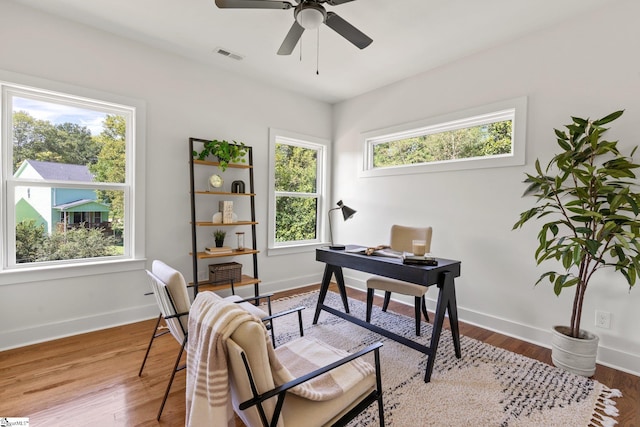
[447,278,462,358]
[333,267,350,314]
[313,265,350,325]
[424,271,461,382]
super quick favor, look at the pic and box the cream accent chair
[139,260,303,420]
[227,319,385,426]
[366,225,433,336]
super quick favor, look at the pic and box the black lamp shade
[341,204,356,221]
[329,200,356,250]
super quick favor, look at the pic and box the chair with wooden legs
[366,225,432,336]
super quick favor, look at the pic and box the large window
[268,129,327,252]
[361,97,527,177]
[0,72,145,277]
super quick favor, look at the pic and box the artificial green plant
[193,139,247,171]
[513,110,640,338]
[213,229,226,243]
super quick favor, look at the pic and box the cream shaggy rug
[265,290,621,427]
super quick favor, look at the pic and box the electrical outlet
[595,310,611,329]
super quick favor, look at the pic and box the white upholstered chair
[139,260,303,420]
[142,261,190,421]
[186,292,385,427]
[366,225,433,336]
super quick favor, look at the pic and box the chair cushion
[275,337,374,401]
[228,324,377,427]
[366,276,427,297]
[225,294,268,319]
[152,260,191,329]
[281,375,375,427]
[278,339,376,426]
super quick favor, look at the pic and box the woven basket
[209,262,242,284]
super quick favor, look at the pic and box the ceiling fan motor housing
[295,1,327,29]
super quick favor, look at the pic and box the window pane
[275,196,318,242]
[373,120,513,168]
[14,185,124,263]
[275,143,317,192]
[12,96,126,183]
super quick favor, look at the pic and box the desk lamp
[328,200,356,250]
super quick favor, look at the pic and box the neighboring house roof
[16,160,94,182]
[54,199,110,212]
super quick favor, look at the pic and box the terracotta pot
[551,325,599,377]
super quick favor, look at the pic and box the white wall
[0,0,329,349]
[332,0,640,375]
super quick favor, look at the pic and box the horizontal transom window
[361,97,527,177]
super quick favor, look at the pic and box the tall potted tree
[513,110,640,376]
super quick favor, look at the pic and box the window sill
[267,242,328,257]
[0,258,147,286]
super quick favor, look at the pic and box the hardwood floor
[1,284,638,426]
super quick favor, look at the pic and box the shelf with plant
[193,159,252,169]
[192,139,248,171]
[189,136,259,299]
[192,248,260,259]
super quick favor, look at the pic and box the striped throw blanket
[275,337,375,401]
[185,292,269,427]
[185,291,374,426]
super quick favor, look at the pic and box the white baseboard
[1,273,322,353]
[0,302,158,352]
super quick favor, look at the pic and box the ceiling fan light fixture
[296,6,325,29]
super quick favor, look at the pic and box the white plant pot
[551,325,599,377]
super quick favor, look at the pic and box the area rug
[265,290,621,427]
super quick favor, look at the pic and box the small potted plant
[513,110,640,376]
[213,229,226,247]
[193,139,247,172]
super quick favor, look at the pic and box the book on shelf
[205,246,233,254]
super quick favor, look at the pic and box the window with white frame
[1,74,144,274]
[268,129,327,251]
[361,97,527,177]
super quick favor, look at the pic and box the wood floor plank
[0,284,637,426]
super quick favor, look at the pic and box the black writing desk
[313,245,462,382]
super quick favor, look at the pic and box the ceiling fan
[214,0,373,55]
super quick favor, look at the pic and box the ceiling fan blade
[277,21,305,55]
[325,11,372,49]
[215,0,292,9]
[325,0,357,5]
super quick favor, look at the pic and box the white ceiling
[12,0,614,104]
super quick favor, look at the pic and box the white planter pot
[551,325,599,377]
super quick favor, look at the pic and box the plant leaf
[593,110,624,126]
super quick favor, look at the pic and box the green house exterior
[14,160,111,234]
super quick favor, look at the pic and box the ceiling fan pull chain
[316,28,320,75]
